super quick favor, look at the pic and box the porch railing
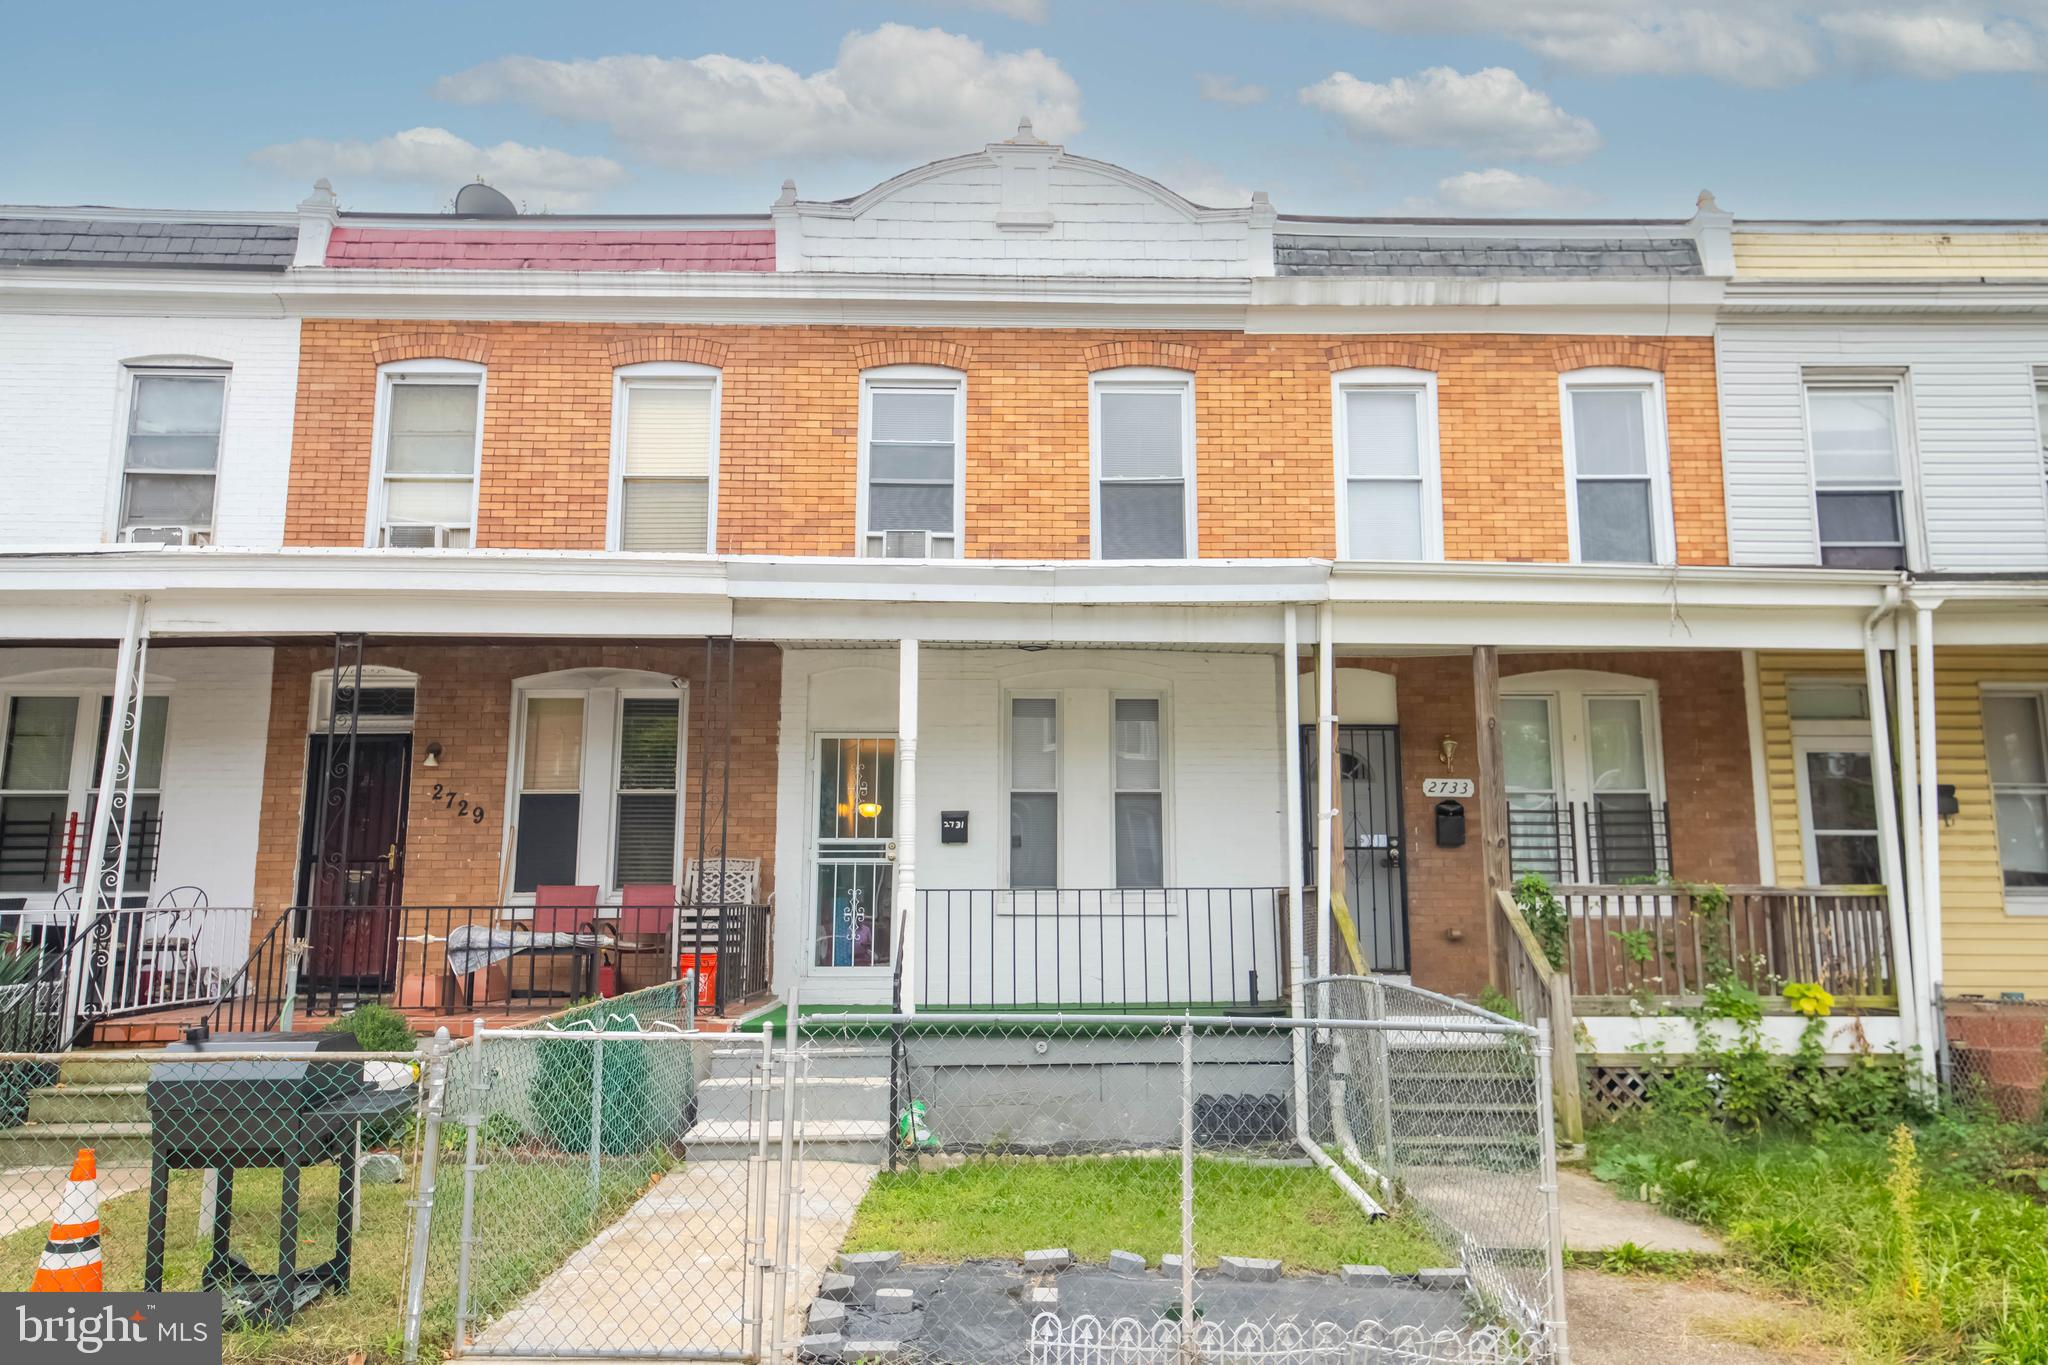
[1557,883,1894,1005]
[1489,886,1582,1141]
[911,887,1287,1011]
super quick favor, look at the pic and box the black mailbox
[1434,799,1467,848]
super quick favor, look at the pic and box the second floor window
[1805,380,1908,569]
[120,369,225,543]
[862,369,962,558]
[1562,374,1671,566]
[375,363,482,549]
[614,368,717,553]
[1335,371,1440,560]
[1095,371,1194,560]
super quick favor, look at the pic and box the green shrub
[324,1003,418,1053]
[1511,872,1569,971]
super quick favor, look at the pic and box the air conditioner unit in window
[881,529,932,559]
[122,526,211,547]
[383,524,461,548]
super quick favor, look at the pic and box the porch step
[28,1083,148,1126]
[0,1120,153,1166]
[61,1060,152,1084]
[680,1118,889,1164]
[692,1075,889,1125]
[707,1044,891,1082]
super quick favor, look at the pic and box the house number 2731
[430,783,488,824]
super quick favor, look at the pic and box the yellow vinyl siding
[1733,232,2048,279]
[1757,645,2048,1000]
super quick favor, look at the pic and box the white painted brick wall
[0,312,300,548]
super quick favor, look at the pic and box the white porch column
[72,596,148,1028]
[1280,607,1306,1010]
[896,637,920,1014]
[1894,610,1927,1024]
[1915,600,1944,1058]
[1741,650,1776,885]
[1859,593,1922,1071]
[1315,604,1336,981]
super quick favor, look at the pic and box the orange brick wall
[285,322,1728,564]
[250,641,780,937]
[1325,650,1758,998]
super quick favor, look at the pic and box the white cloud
[1824,11,2045,76]
[435,25,1083,175]
[249,126,627,209]
[1414,168,1598,214]
[1300,66,1600,162]
[1197,73,1268,105]
[1252,1,2048,85]
[938,0,1050,19]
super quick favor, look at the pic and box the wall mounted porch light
[423,741,443,769]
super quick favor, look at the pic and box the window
[613,367,717,553]
[1503,695,1565,879]
[1561,373,1671,565]
[2036,376,2047,526]
[118,370,225,541]
[1008,697,1059,889]
[1502,673,1668,882]
[85,695,169,890]
[1335,370,1440,560]
[1094,371,1194,559]
[1984,689,2048,898]
[861,369,962,558]
[1788,680,1882,885]
[0,691,167,896]
[1805,381,1908,569]
[1113,697,1164,887]
[509,677,683,896]
[373,362,482,548]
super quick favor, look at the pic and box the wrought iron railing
[1508,801,1670,885]
[911,887,1287,1011]
[1556,883,1894,1003]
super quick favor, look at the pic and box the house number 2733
[430,783,488,824]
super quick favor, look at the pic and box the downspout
[896,638,919,1015]
[1281,605,1308,1011]
[1914,596,1945,1075]
[1894,607,1928,1047]
[1315,602,1336,982]
[1859,586,1922,1073]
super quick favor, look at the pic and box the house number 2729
[430,783,488,824]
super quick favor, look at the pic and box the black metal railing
[1509,801,1669,885]
[204,911,301,1034]
[912,887,1286,1012]
[699,902,772,1015]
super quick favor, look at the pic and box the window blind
[621,383,713,552]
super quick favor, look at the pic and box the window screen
[619,381,713,552]
[1569,387,1656,564]
[122,373,225,534]
[865,385,958,557]
[1343,388,1427,560]
[1099,387,1189,559]
[614,697,680,887]
[1807,385,1906,570]
[382,378,479,547]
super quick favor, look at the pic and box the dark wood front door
[297,734,411,985]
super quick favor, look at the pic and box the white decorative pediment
[773,121,1274,278]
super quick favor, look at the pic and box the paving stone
[1219,1255,1282,1282]
[1028,1286,1058,1307]
[840,1250,903,1275]
[1109,1250,1148,1276]
[1341,1264,1394,1287]
[844,1341,901,1360]
[1024,1247,1072,1272]
[807,1300,847,1332]
[358,1152,405,1184]
[1160,1253,1185,1275]
[1417,1268,1468,1290]
[818,1272,858,1301]
[797,1332,843,1361]
[875,1287,915,1315]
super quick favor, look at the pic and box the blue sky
[4,0,2046,219]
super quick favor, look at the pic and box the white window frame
[106,360,231,544]
[499,670,687,905]
[607,362,721,554]
[1799,370,1921,571]
[1001,692,1062,890]
[366,358,486,549]
[2032,369,2048,551]
[1331,366,1443,562]
[1110,690,1170,889]
[1786,677,1884,890]
[1501,671,1667,880]
[1981,683,2048,915]
[856,365,966,559]
[1091,367,1197,561]
[1559,368,1676,567]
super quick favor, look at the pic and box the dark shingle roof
[0,218,297,270]
[1275,234,1702,278]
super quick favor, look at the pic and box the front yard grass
[1590,1114,2048,1362]
[842,1154,1447,1272]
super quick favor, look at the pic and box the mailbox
[1434,799,1467,849]
[940,810,969,844]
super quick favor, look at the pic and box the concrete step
[27,1084,148,1126]
[60,1060,152,1085]
[681,1118,889,1165]
[0,1121,153,1167]
[693,1075,890,1125]
[708,1044,891,1082]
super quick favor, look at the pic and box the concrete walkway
[470,1158,875,1357]
[1559,1168,1722,1254]
[0,1165,149,1238]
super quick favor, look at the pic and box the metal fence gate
[1302,724,1413,974]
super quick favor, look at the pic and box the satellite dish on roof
[453,181,517,217]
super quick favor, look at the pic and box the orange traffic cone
[30,1148,103,1292]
